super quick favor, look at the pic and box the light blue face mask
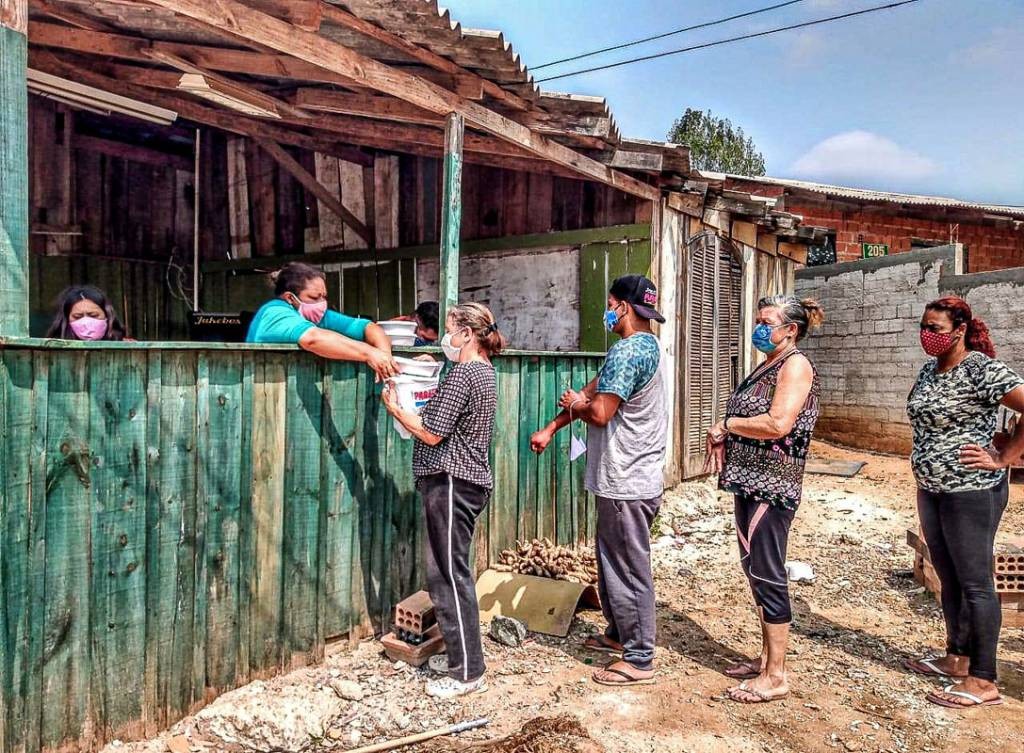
[603,304,622,332]
[752,322,791,353]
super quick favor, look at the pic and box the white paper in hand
[569,432,587,461]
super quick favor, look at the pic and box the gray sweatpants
[595,495,661,670]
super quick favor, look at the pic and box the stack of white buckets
[379,320,442,439]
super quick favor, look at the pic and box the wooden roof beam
[257,138,372,245]
[31,0,113,31]
[318,2,532,112]
[137,0,659,200]
[294,88,442,126]
[28,49,376,166]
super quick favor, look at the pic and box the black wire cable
[533,0,806,70]
[535,0,922,83]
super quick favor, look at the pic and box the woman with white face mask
[705,295,824,704]
[381,302,505,700]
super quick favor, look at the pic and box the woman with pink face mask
[904,296,1024,709]
[46,285,128,341]
[246,262,398,382]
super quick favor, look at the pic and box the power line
[533,0,806,70]
[535,0,923,83]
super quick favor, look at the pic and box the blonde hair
[757,295,825,340]
[447,302,506,357]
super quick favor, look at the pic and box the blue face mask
[752,322,791,353]
[603,304,622,333]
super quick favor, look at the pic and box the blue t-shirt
[246,299,371,344]
[597,332,661,400]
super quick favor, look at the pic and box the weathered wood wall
[0,341,600,753]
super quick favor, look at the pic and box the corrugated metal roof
[701,172,1024,219]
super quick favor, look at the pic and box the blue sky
[442,0,1023,205]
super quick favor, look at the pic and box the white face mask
[440,329,467,362]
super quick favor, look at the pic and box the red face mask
[920,329,956,357]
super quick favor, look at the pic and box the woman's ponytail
[966,317,996,358]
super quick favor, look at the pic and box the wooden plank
[282,358,324,667]
[756,232,778,257]
[526,173,553,234]
[235,352,255,679]
[553,358,575,546]
[314,154,345,250]
[517,356,540,543]
[777,241,808,265]
[250,354,287,671]
[226,136,252,260]
[244,140,276,257]
[294,88,441,125]
[373,155,400,250]
[74,133,192,172]
[1,1,29,335]
[137,0,660,200]
[570,358,591,545]
[89,349,148,743]
[39,352,91,749]
[438,113,464,327]
[191,355,211,701]
[339,159,368,250]
[348,368,375,642]
[258,140,372,246]
[1,350,40,751]
[536,358,558,542]
[731,220,757,248]
[490,356,521,563]
[201,353,243,693]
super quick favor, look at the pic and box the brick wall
[794,245,1024,454]
[724,178,1024,273]
[786,201,1024,273]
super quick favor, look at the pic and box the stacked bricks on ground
[380,591,445,667]
[906,529,1024,628]
[795,245,1024,455]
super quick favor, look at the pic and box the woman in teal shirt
[247,262,399,381]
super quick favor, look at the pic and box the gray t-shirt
[907,351,1023,492]
[584,336,668,500]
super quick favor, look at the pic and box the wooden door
[680,234,743,478]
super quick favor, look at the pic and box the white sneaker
[425,675,487,699]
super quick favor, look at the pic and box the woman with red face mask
[904,297,1024,709]
[246,262,398,382]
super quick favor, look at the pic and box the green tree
[667,108,766,176]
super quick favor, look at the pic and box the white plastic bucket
[388,373,440,439]
[394,355,442,378]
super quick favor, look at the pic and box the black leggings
[917,478,1008,682]
[735,495,795,624]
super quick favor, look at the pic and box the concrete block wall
[796,245,1024,455]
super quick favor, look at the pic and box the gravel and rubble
[103,442,1023,753]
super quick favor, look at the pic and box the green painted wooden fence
[0,340,601,753]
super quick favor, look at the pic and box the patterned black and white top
[413,361,497,489]
[907,351,1023,492]
[719,350,820,511]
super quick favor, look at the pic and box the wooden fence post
[0,0,28,336]
[438,112,463,327]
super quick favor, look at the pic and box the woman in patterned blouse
[705,295,824,704]
[382,302,504,700]
[904,297,1024,709]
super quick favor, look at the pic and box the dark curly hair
[925,296,995,358]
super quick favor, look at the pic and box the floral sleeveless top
[719,350,820,510]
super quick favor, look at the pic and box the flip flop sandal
[583,636,623,654]
[926,684,1004,709]
[904,657,966,678]
[592,665,656,687]
[724,660,761,679]
[727,681,788,704]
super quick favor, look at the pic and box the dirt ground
[107,442,1024,753]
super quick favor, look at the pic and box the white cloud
[958,24,1024,68]
[784,31,827,69]
[790,130,940,185]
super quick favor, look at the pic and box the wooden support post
[438,113,464,327]
[0,0,28,336]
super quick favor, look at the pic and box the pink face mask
[69,316,108,341]
[295,297,327,324]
